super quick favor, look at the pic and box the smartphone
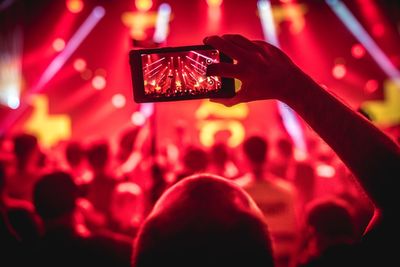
[129,45,235,103]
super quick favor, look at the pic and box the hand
[203,34,304,106]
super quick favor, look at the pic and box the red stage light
[92,75,106,90]
[131,112,146,126]
[351,44,366,59]
[135,0,153,12]
[73,58,86,72]
[52,38,65,52]
[332,64,346,79]
[66,0,84,14]
[364,79,379,93]
[206,0,223,7]
[112,94,126,108]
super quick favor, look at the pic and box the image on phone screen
[142,49,221,98]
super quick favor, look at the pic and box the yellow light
[361,79,400,126]
[24,95,71,148]
[66,0,84,13]
[206,0,223,7]
[135,0,153,12]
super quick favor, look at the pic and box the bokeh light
[332,64,346,79]
[92,75,106,90]
[351,44,366,59]
[52,38,65,52]
[131,112,146,126]
[73,58,87,72]
[364,79,379,93]
[111,94,126,108]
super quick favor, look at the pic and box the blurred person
[293,197,359,267]
[240,135,298,266]
[85,139,118,231]
[108,182,144,238]
[6,133,44,202]
[291,161,316,217]
[64,141,92,185]
[203,34,399,266]
[208,142,240,179]
[32,171,131,267]
[132,174,275,267]
[269,137,295,179]
[175,145,209,182]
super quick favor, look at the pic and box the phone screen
[130,45,235,103]
[141,49,221,99]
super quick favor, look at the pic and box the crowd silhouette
[1,34,399,267]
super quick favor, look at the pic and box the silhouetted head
[86,140,109,172]
[243,135,268,165]
[210,142,229,167]
[65,141,85,168]
[110,182,144,228]
[182,146,209,173]
[33,171,78,220]
[12,133,39,170]
[132,174,274,267]
[305,197,357,246]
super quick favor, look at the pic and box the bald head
[133,174,274,267]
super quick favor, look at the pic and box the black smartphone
[129,45,235,103]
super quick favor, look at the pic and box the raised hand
[204,34,304,106]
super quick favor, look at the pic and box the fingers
[206,62,240,79]
[210,86,247,107]
[203,35,247,61]
[221,34,260,52]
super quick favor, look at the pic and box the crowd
[1,34,399,267]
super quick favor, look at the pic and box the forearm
[281,71,400,212]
